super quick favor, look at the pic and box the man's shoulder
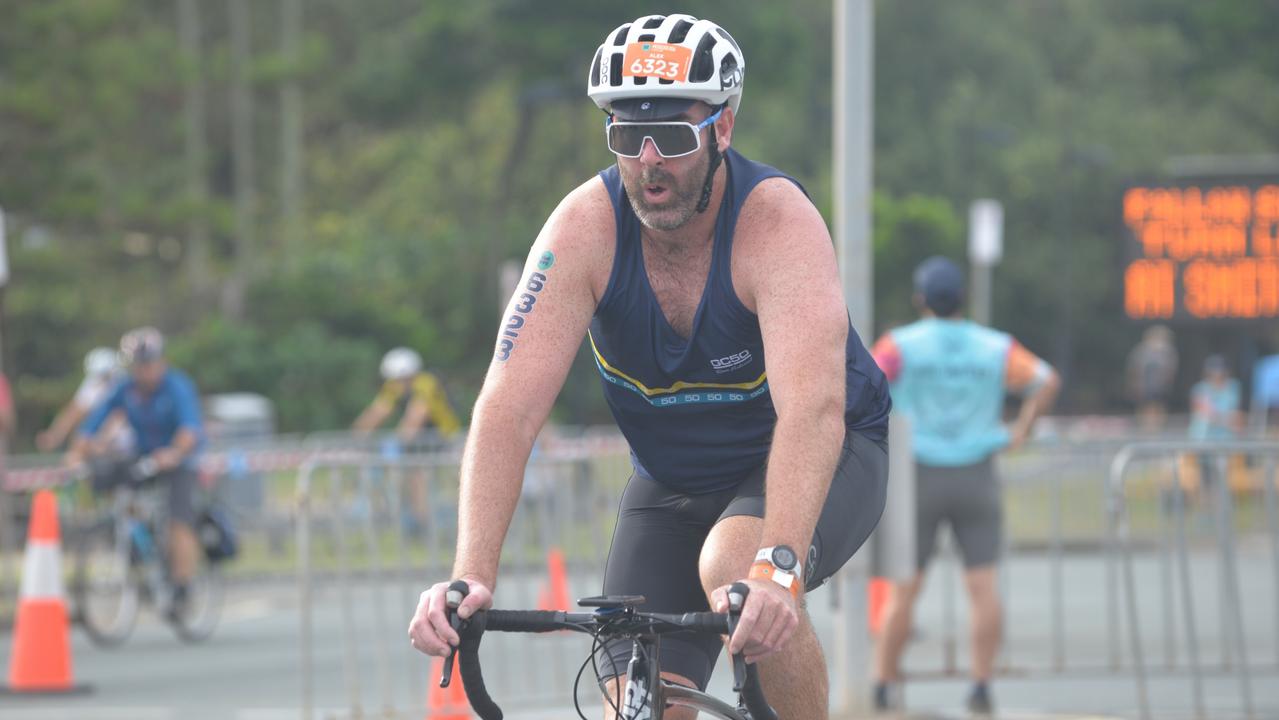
[164,368,198,393]
[551,176,615,239]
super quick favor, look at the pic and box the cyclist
[408,14,891,719]
[352,347,461,445]
[869,257,1060,715]
[37,347,133,454]
[65,327,205,620]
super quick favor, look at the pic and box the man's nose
[638,136,663,165]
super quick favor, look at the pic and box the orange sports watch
[748,545,802,601]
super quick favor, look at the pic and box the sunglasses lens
[607,123,699,157]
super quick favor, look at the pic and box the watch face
[771,545,798,571]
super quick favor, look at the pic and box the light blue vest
[889,318,1012,466]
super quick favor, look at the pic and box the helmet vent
[633,76,647,86]
[714,27,742,56]
[637,33,655,42]
[669,19,694,44]
[658,78,673,85]
[688,33,717,83]
[611,25,630,46]
[589,48,602,88]
[642,16,665,29]
[609,52,624,87]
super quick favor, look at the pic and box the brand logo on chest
[710,349,753,374]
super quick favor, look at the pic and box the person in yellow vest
[353,347,461,444]
[353,347,461,536]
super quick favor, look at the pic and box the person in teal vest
[870,257,1060,715]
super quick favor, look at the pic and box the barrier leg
[298,465,315,720]
[332,467,363,718]
[358,463,394,717]
[1170,466,1206,720]
[1263,457,1279,668]
[1213,457,1254,719]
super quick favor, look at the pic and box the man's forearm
[451,402,538,588]
[1015,374,1060,437]
[760,402,845,565]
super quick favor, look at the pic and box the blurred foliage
[2,0,1278,446]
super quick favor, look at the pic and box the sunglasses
[605,107,723,159]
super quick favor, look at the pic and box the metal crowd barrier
[295,443,631,720]
[1109,440,1279,720]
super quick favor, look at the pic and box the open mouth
[643,184,670,203]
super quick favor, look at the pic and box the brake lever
[440,580,471,688]
[726,581,749,692]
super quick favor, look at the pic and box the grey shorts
[916,458,1002,570]
[92,458,198,526]
[597,430,889,689]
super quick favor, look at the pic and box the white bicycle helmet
[84,347,120,378]
[587,14,745,116]
[380,347,422,381]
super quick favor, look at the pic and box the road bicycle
[442,580,778,720]
[70,458,224,646]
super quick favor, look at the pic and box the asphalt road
[1,550,1276,720]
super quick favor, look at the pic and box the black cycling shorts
[596,429,888,689]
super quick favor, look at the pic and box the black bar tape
[456,613,503,720]
[483,610,571,633]
[675,612,731,634]
[740,663,778,720]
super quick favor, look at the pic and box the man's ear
[716,106,735,152]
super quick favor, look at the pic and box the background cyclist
[37,346,134,456]
[65,327,205,619]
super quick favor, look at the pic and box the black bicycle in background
[70,457,224,646]
[442,580,778,720]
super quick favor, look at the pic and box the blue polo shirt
[80,368,204,462]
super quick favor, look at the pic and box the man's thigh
[716,430,888,589]
[598,473,733,689]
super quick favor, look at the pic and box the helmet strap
[696,122,722,214]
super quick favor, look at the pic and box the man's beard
[620,151,710,231]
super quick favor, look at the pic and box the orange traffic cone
[2,490,90,694]
[536,547,570,612]
[868,576,891,636]
[426,656,472,719]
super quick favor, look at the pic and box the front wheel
[71,519,139,647]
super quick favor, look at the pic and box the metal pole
[390,463,420,711]
[1264,458,1279,667]
[298,464,314,720]
[971,263,992,326]
[1158,458,1178,669]
[1214,455,1233,670]
[834,0,874,336]
[1051,470,1064,671]
[1171,463,1206,720]
[332,467,363,718]
[1105,467,1121,670]
[833,0,874,712]
[1110,453,1151,720]
[1213,455,1254,718]
[358,463,393,717]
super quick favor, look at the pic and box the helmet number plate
[622,42,691,83]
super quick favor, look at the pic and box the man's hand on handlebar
[149,447,183,473]
[710,578,800,665]
[408,576,493,656]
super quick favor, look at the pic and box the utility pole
[279,0,304,262]
[833,1,875,715]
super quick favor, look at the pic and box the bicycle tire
[170,561,224,643]
[71,519,139,647]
